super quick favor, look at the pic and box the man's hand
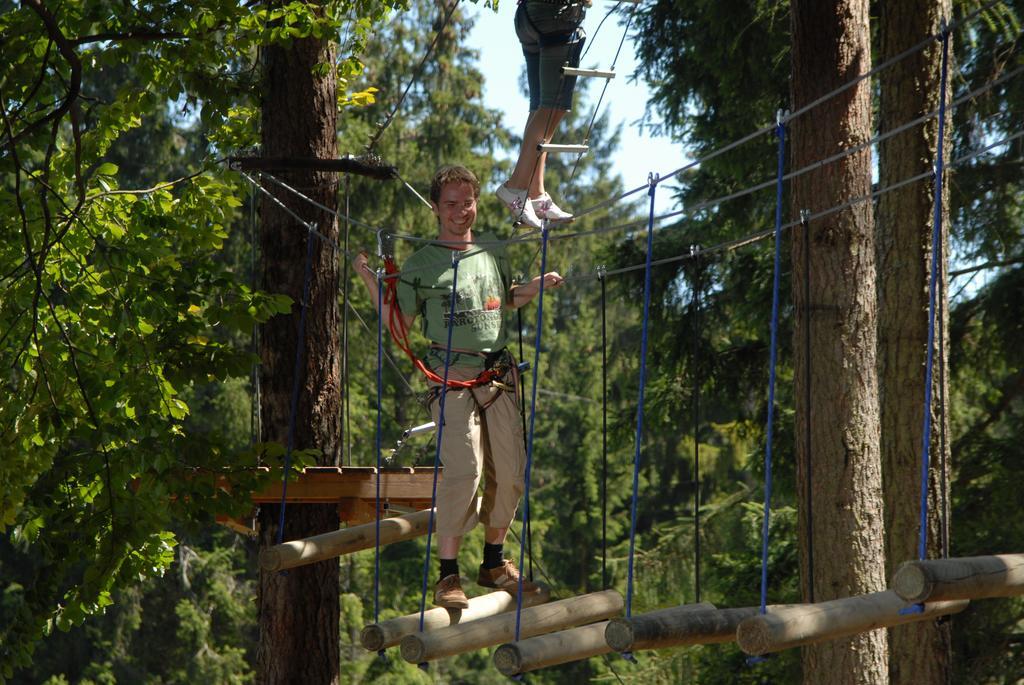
[512,271,565,308]
[535,272,565,290]
[353,250,374,277]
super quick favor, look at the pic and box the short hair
[430,165,481,204]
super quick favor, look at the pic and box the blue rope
[514,225,551,643]
[374,270,384,625]
[917,28,950,563]
[418,251,461,632]
[275,226,317,546]
[758,116,786,615]
[625,174,659,622]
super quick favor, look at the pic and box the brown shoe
[434,574,470,609]
[477,559,540,595]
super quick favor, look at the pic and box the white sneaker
[532,193,573,222]
[496,184,543,229]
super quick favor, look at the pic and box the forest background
[1,0,1022,683]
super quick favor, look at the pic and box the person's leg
[507,107,567,195]
[498,3,578,227]
[523,20,583,220]
[482,527,506,573]
[439,536,463,557]
[501,13,584,219]
[475,383,539,593]
[437,535,461,586]
[429,376,484,608]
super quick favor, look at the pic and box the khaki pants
[428,366,526,537]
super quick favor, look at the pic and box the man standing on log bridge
[355,165,563,608]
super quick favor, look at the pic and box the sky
[463,2,689,215]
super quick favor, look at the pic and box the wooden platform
[214,465,439,531]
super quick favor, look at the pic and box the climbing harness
[378,240,521,391]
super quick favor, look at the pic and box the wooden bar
[537,143,589,154]
[604,602,757,652]
[493,621,612,676]
[893,554,1024,603]
[736,590,969,656]
[259,508,434,571]
[360,586,552,652]
[400,589,623,664]
[562,66,616,79]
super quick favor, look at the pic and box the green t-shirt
[396,232,512,369]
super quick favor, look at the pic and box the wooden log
[736,590,969,656]
[493,621,612,676]
[259,508,434,571]
[604,602,761,651]
[893,554,1024,603]
[400,589,624,664]
[360,585,552,652]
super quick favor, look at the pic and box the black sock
[483,542,504,569]
[439,558,459,580]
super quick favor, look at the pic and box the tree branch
[8,39,53,123]
[71,28,185,45]
[6,0,82,148]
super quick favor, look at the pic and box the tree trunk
[790,1,888,683]
[256,4,342,682]
[877,2,953,683]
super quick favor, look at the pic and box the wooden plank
[893,554,1024,603]
[361,586,552,652]
[493,621,612,676]
[400,590,624,664]
[250,467,437,503]
[259,508,435,571]
[736,590,969,656]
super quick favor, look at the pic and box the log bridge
[604,602,750,652]
[400,589,624,664]
[736,590,968,656]
[361,586,553,652]
[893,554,1024,603]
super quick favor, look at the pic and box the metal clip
[647,172,660,198]
[376,230,394,260]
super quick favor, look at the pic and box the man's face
[431,181,478,239]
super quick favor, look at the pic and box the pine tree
[791,0,888,681]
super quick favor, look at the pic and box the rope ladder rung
[562,66,616,79]
[538,143,589,154]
